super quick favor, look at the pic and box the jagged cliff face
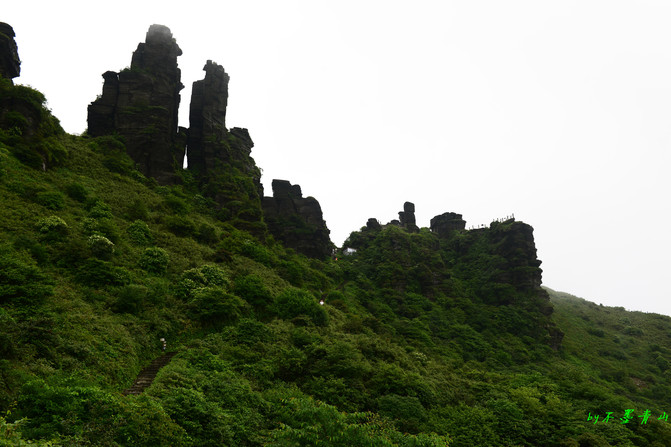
[187,60,229,175]
[430,212,466,238]
[0,23,20,82]
[186,60,264,228]
[87,25,271,237]
[88,25,185,184]
[262,180,333,259]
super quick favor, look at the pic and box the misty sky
[6,1,671,316]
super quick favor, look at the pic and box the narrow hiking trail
[123,351,177,395]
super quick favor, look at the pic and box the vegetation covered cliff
[1,23,671,446]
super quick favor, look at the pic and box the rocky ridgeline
[357,203,551,308]
[262,180,332,259]
[85,24,328,256]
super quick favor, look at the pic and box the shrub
[76,259,131,287]
[188,287,249,325]
[377,394,427,434]
[36,215,69,240]
[125,198,149,221]
[174,265,229,300]
[12,235,48,265]
[139,247,169,274]
[623,326,643,336]
[88,200,113,219]
[0,248,53,305]
[127,220,153,245]
[275,288,328,326]
[65,182,88,202]
[34,191,65,210]
[199,265,228,287]
[87,234,115,259]
[196,222,218,244]
[111,284,147,314]
[234,274,274,309]
[163,195,189,215]
[165,215,196,237]
[82,217,120,243]
[655,355,670,372]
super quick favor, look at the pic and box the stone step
[122,351,177,396]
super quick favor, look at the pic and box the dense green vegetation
[2,80,671,446]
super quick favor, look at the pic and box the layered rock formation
[187,60,229,175]
[88,24,185,183]
[0,23,20,82]
[262,180,333,259]
[398,202,418,232]
[488,220,548,299]
[430,212,466,238]
[187,61,263,198]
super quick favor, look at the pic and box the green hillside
[2,30,671,447]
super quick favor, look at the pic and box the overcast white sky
[6,1,671,316]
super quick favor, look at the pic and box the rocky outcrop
[430,212,466,238]
[187,60,229,175]
[88,24,185,184]
[185,60,264,231]
[366,218,381,231]
[0,23,20,82]
[398,202,418,232]
[488,220,546,295]
[262,180,333,258]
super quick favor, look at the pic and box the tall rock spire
[187,60,230,175]
[0,22,20,83]
[88,24,185,184]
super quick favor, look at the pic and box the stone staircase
[123,351,177,396]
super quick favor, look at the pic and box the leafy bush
[87,234,115,259]
[188,287,249,325]
[12,235,48,265]
[76,259,131,287]
[377,394,427,433]
[174,265,229,300]
[196,222,218,244]
[65,182,88,202]
[623,326,644,336]
[36,215,69,240]
[234,274,274,309]
[125,198,149,221]
[266,393,449,446]
[88,200,113,219]
[163,194,189,215]
[34,190,65,210]
[111,284,147,314]
[165,215,197,237]
[0,247,53,305]
[199,265,229,287]
[139,247,169,274]
[275,288,328,326]
[127,220,153,245]
[82,217,120,243]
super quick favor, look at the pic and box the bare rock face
[430,212,466,238]
[262,180,333,258]
[88,24,185,184]
[187,60,229,175]
[0,23,20,82]
[185,61,264,233]
[398,201,418,232]
[366,218,381,231]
